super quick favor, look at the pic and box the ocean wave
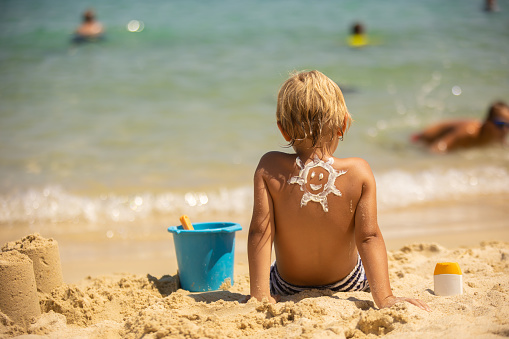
[0,186,253,226]
[376,165,509,210]
[1,165,508,225]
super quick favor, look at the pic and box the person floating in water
[246,70,430,312]
[411,101,509,153]
[72,9,105,43]
[348,22,368,48]
[484,0,499,12]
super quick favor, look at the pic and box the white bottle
[434,262,462,296]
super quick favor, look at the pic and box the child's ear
[277,122,292,142]
[338,119,348,138]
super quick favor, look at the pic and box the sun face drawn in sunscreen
[288,156,347,212]
[434,262,462,296]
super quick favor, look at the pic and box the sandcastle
[0,250,41,328]
[2,233,64,293]
[0,233,64,327]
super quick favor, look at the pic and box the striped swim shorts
[269,254,370,296]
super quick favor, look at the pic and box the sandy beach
[0,193,508,339]
[1,0,508,337]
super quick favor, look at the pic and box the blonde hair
[276,70,352,147]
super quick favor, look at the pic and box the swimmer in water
[484,0,499,12]
[411,101,509,153]
[73,9,105,43]
[348,22,368,48]
[246,70,430,312]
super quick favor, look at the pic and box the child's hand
[379,295,431,312]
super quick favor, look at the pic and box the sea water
[1,0,509,237]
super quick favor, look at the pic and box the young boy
[247,70,430,311]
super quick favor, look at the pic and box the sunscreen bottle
[434,262,462,296]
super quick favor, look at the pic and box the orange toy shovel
[179,215,194,230]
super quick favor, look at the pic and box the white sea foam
[376,165,509,210]
[0,186,253,226]
[1,165,508,227]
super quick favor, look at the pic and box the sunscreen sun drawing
[288,156,347,212]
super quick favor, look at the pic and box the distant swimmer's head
[486,101,509,135]
[83,9,96,23]
[487,101,509,120]
[485,0,498,12]
[276,70,352,147]
[351,22,365,35]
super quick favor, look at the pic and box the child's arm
[354,160,430,311]
[247,157,277,303]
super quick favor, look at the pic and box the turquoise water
[1,0,509,230]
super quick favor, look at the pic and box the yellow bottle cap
[434,262,462,275]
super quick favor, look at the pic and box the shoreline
[57,226,509,284]
[384,227,509,251]
[1,193,508,284]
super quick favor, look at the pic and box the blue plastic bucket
[167,222,242,292]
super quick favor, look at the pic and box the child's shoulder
[334,156,371,169]
[334,156,374,178]
[255,151,295,174]
[259,151,294,163]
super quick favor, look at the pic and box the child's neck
[292,134,340,160]
[293,143,336,161]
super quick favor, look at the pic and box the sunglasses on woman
[492,119,509,129]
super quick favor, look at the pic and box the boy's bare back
[256,151,373,286]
